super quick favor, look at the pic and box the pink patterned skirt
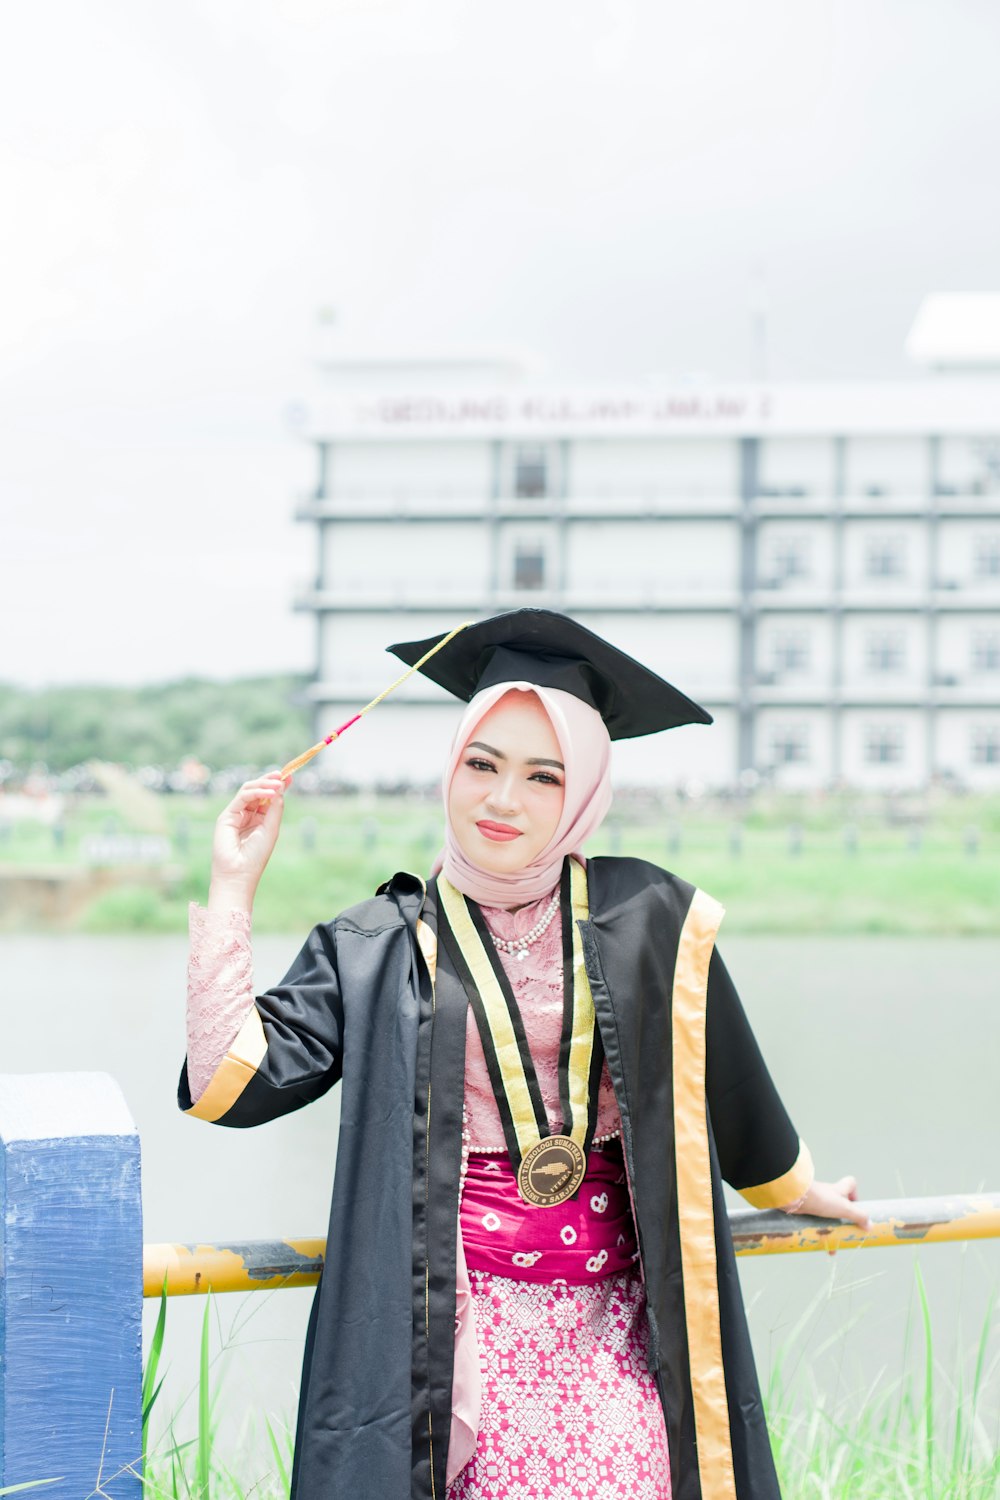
[446,1267,672,1500]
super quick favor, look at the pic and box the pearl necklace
[488,889,560,962]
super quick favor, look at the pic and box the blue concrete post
[0,1072,142,1498]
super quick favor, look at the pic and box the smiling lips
[476,820,523,842]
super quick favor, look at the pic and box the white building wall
[936,519,1000,588]
[580,611,738,702]
[317,700,460,788]
[841,613,928,694]
[935,710,1000,789]
[756,613,834,687]
[298,378,1000,790]
[569,438,739,498]
[935,613,1000,684]
[322,520,490,601]
[844,436,928,496]
[318,611,457,700]
[610,710,736,790]
[841,519,929,592]
[758,437,834,496]
[839,708,927,788]
[565,520,739,599]
[937,435,1000,495]
[329,440,493,497]
[757,519,836,591]
[966,622,1000,687]
[755,708,834,788]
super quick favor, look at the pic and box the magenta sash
[461,1138,638,1284]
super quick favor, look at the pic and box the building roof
[314,344,540,387]
[905,294,1000,369]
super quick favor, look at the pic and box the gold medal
[516,1135,587,1208]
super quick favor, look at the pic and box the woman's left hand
[786,1175,872,1254]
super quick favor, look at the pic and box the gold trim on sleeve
[185,1006,268,1123]
[672,886,737,1500]
[739,1139,815,1210]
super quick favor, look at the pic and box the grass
[0,1487,63,1496]
[141,1284,295,1500]
[764,1262,1000,1498]
[2,789,999,934]
[137,1264,1000,1499]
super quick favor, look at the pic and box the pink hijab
[438,681,613,906]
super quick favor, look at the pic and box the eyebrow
[467,740,565,771]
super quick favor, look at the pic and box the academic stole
[436,857,604,1207]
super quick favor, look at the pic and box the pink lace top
[184,888,622,1149]
[185,904,254,1099]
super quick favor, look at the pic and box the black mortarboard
[387,608,712,740]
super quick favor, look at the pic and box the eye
[465,756,496,773]
[529,770,563,786]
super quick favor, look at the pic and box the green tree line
[0,675,311,772]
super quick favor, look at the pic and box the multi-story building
[293,302,1000,789]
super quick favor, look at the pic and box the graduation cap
[387,608,712,740]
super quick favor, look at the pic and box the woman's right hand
[207,773,290,913]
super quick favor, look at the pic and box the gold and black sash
[436,857,604,1207]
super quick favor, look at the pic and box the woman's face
[448,690,566,876]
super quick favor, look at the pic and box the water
[1,932,997,1468]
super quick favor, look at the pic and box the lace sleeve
[186,902,256,1101]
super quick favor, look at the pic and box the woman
[180,608,869,1500]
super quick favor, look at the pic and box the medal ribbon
[437,857,603,1171]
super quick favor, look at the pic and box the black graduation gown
[178,856,813,1500]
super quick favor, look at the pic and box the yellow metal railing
[143,1192,1000,1297]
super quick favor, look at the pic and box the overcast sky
[3,0,999,688]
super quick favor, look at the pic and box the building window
[972,727,1000,765]
[767,536,810,583]
[513,542,547,591]
[772,631,810,673]
[969,439,1000,494]
[866,630,906,673]
[864,724,904,764]
[865,534,906,578]
[770,723,810,764]
[514,445,548,499]
[973,534,1000,578]
[971,632,1000,671]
